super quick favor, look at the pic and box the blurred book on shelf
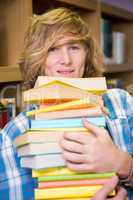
[101,18,112,59]
[101,18,126,65]
[107,78,125,89]
[0,98,16,128]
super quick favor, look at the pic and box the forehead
[53,35,84,47]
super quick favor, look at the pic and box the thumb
[82,118,106,137]
[91,176,119,200]
[114,187,127,200]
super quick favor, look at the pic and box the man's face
[44,36,87,78]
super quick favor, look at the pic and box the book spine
[38,172,115,182]
[35,107,102,120]
[30,116,105,129]
[38,178,109,188]
[35,185,103,199]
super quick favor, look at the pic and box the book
[38,172,116,182]
[35,106,102,120]
[47,199,90,200]
[26,98,101,117]
[13,131,67,147]
[101,18,112,58]
[32,166,84,177]
[32,167,115,178]
[38,178,110,188]
[35,185,115,199]
[45,197,92,200]
[29,116,105,129]
[23,80,100,103]
[17,142,62,156]
[35,76,107,92]
[27,127,89,131]
[20,153,65,169]
[14,130,89,148]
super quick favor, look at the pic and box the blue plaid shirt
[0,89,133,200]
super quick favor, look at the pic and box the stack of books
[13,76,115,199]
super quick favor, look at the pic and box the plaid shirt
[0,88,133,200]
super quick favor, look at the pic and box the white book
[17,142,62,156]
[20,154,65,169]
[13,131,65,147]
[35,76,107,92]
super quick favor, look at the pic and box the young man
[1,7,132,199]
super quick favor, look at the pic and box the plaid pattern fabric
[0,112,36,200]
[0,88,133,199]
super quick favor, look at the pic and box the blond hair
[20,7,104,88]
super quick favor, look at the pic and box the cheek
[43,58,54,75]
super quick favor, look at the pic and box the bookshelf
[0,65,22,83]
[0,0,133,92]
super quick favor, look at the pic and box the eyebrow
[53,40,82,48]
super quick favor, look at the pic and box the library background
[0,0,133,128]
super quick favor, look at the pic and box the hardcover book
[20,153,65,169]
[17,142,62,156]
[35,106,102,120]
[29,116,105,129]
[35,185,115,199]
[35,76,107,93]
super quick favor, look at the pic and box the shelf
[56,0,97,11]
[104,63,133,73]
[101,2,133,21]
[0,65,23,83]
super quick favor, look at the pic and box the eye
[48,47,59,53]
[70,45,80,50]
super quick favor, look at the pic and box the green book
[38,172,115,182]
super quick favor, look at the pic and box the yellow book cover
[32,167,115,178]
[35,185,115,199]
[46,199,91,200]
[32,167,78,177]
[29,127,89,131]
[26,98,100,116]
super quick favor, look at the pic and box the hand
[60,119,131,175]
[91,176,127,200]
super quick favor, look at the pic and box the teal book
[30,116,105,129]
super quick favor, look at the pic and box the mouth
[57,69,75,75]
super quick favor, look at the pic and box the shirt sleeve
[0,112,35,200]
[103,88,133,154]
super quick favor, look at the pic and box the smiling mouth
[57,70,74,74]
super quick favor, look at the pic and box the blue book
[30,116,105,129]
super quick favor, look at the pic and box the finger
[91,176,119,200]
[82,118,107,137]
[101,106,109,116]
[60,138,84,153]
[63,150,87,163]
[114,187,127,200]
[65,161,94,172]
[62,131,93,144]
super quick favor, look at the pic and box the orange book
[38,178,109,188]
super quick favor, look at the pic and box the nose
[60,48,71,65]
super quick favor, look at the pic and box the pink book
[35,106,102,120]
[38,178,109,189]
